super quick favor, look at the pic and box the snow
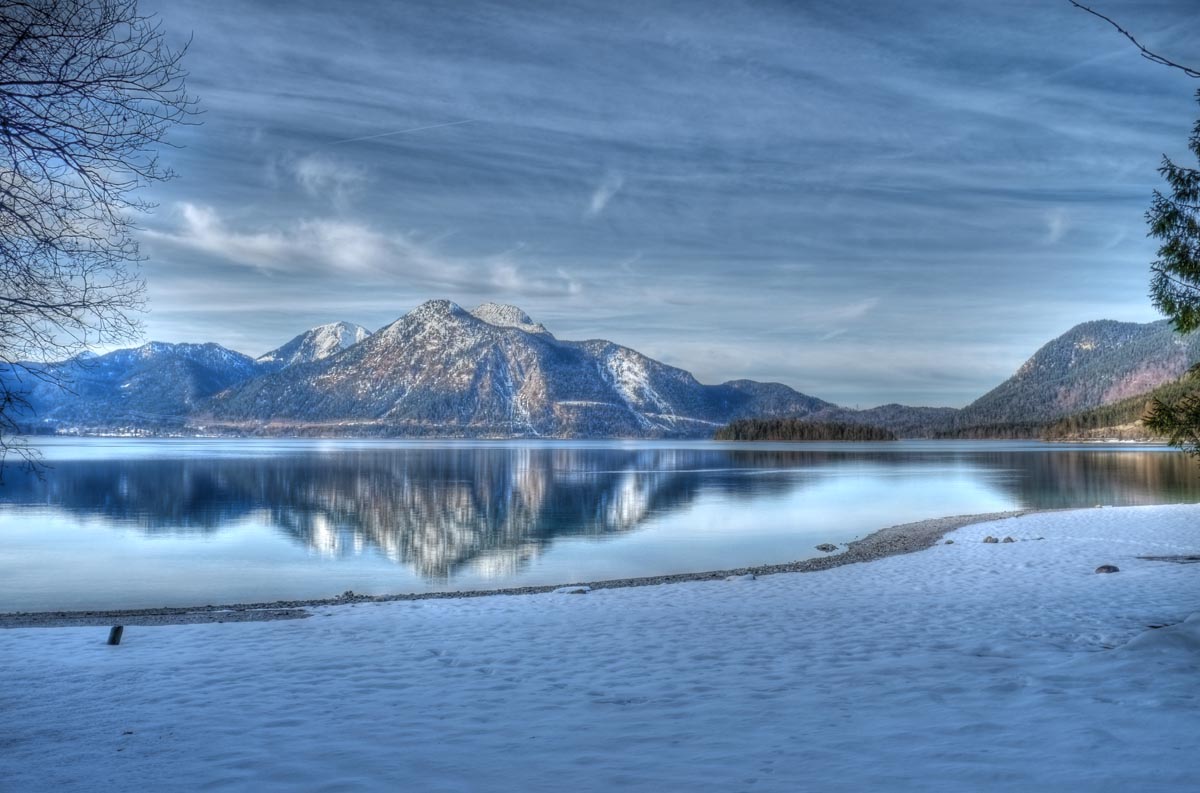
[470,302,550,335]
[307,321,369,359]
[643,412,722,425]
[3,504,1199,791]
[603,347,671,418]
[554,399,624,407]
[257,322,369,367]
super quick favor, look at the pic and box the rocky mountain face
[202,300,834,438]
[955,319,1200,427]
[257,322,370,370]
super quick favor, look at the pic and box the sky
[134,0,1200,407]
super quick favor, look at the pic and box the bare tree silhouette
[0,0,195,466]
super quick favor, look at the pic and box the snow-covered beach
[2,504,1198,791]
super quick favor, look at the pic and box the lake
[1,438,1198,612]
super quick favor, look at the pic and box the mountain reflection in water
[2,443,1198,584]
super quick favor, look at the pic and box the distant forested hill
[714,419,897,441]
[955,320,1200,427]
[934,423,1047,440]
[807,404,959,438]
[933,374,1199,443]
[1043,377,1199,442]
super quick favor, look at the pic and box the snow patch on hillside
[600,347,674,423]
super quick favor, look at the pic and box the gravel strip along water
[1,510,1033,628]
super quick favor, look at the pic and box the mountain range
[4,301,1197,439]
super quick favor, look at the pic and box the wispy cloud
[133,0,1192,405]
[758,297,882,336]
[1045,208,1069,244]
[585,172,624,219]
[286,153,369,206]
[328,119,477,145]
[145,202,583,298]
[145,203,386,272]
[830,297,880,322]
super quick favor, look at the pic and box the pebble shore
[0,510,1032,628]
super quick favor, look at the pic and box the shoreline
[9,505,1198,789]
[0,509,1035,629]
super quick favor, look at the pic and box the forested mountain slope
[956,320,1200,427]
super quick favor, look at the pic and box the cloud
[132,0,1193,406]
[328,119,477,145]
[144,202,582,297]
[585,173,624,219]
[829,297,880,322]
[1045,208,1069,244]
[285,153,369,206]
[146,203,385,272]
[618,253,643,273]
[757,297,882,336]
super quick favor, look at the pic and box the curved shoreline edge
[1,509,1038,629]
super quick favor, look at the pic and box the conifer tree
[1144,93,1200,457]
[1069,2,1200,458]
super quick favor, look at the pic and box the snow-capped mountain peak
[308,321,370,357]
[257,321,370,369]
[469,302,550,335]
[206,298,832,438]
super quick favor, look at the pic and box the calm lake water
[2,438,1198,611]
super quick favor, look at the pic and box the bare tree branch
[0,0,196,470]
[1068,1,1200,79]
